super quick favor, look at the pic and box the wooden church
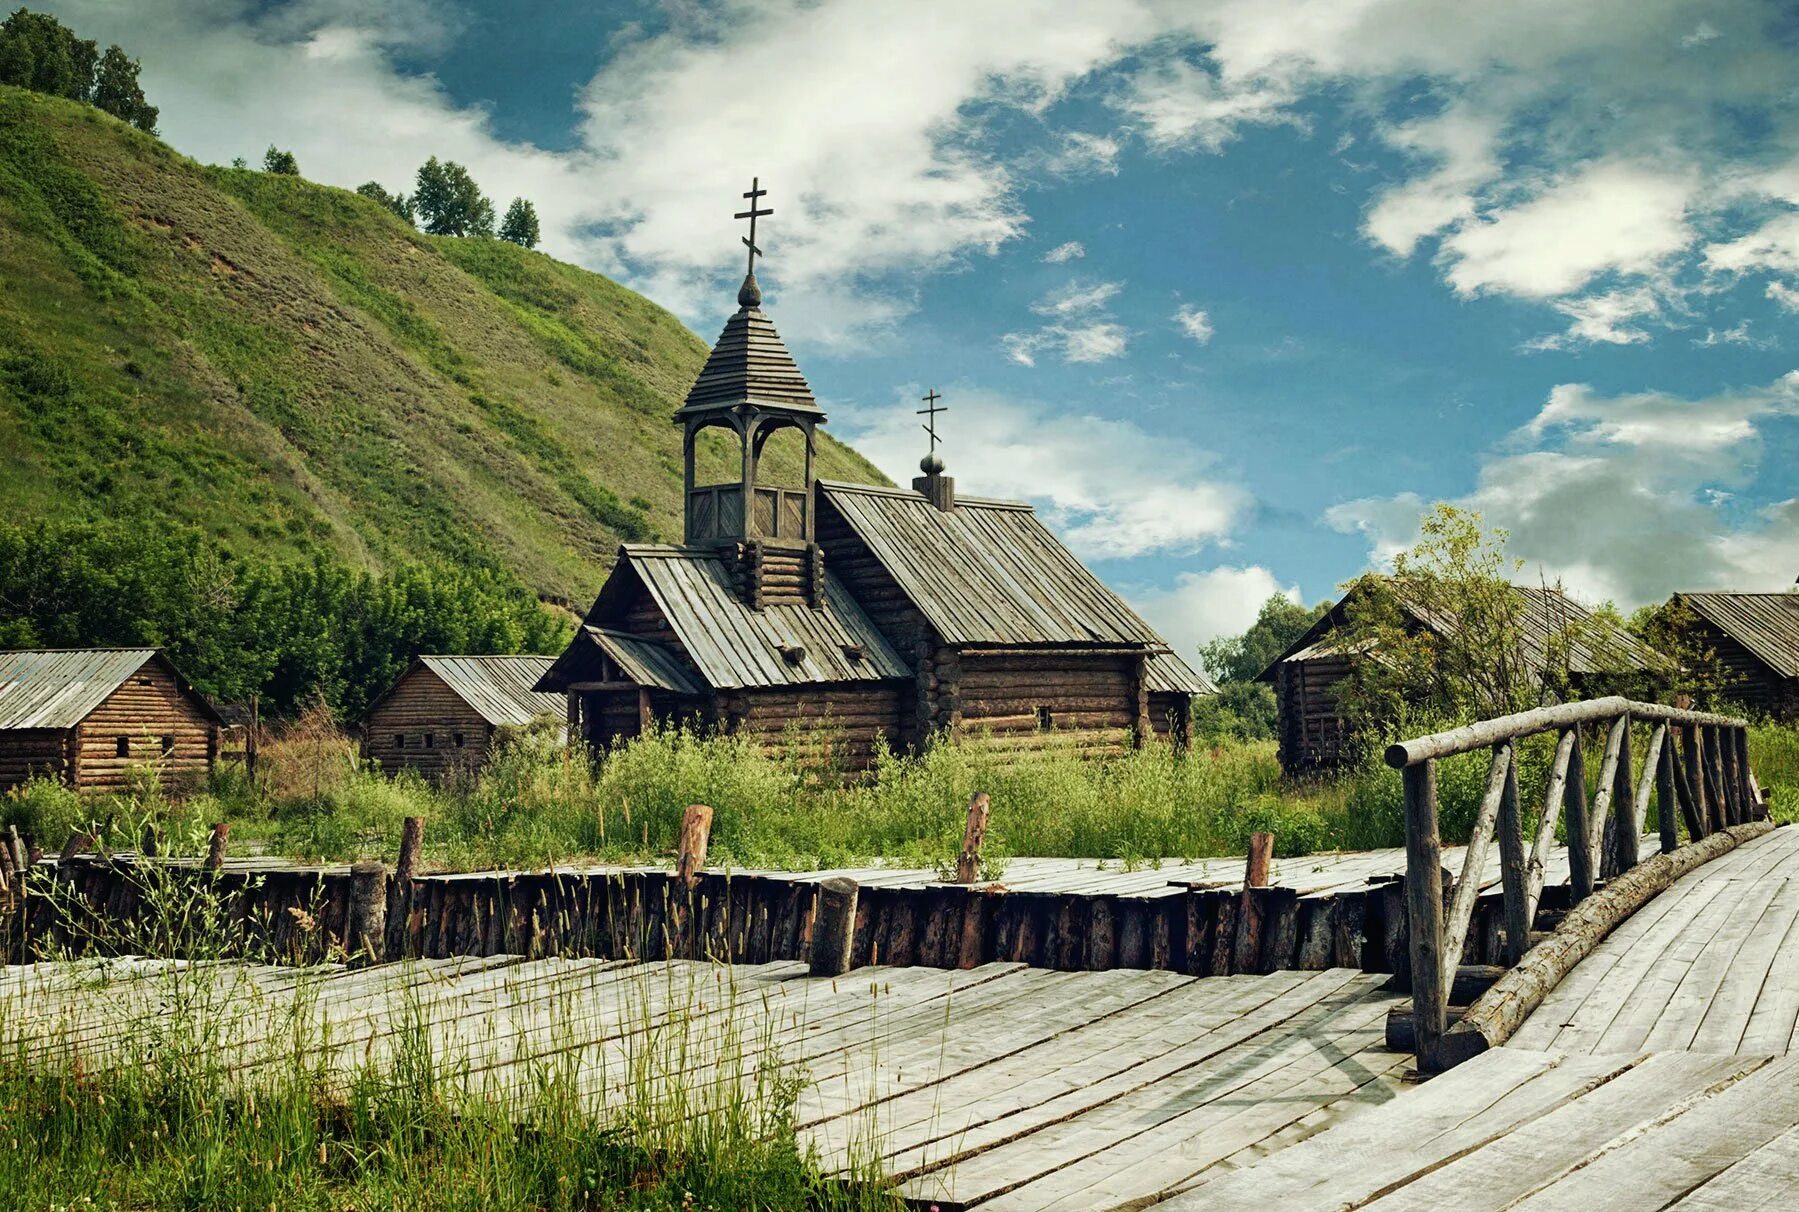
[537,185,1213,769]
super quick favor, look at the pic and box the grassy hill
[0,86,883,606]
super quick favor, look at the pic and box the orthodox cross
[735,177,772,277]
[918,388,946,453]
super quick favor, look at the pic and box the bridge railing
[1389,696,1763,1071]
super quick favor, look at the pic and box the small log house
[1667,592,1799,719]
[538,265,1213,769]
[0,649,221,793]
[362,655,562,781]
[1257,583,1668,775]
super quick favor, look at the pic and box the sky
[45,0,1799,660]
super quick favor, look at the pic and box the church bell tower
[675,179,826,608]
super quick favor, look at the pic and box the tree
[263,145,300,175]
[90,44,156,132]
[1191,594,1330,743]
[498,197,540,248]
[412,156,495,237]
[0,8,96,101]
[356,180,414,224]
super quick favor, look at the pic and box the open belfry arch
[537,180,1215,767]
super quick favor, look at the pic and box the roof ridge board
[816,480,1034,510]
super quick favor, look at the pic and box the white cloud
[1115,55,1297,152]
[1046,131,1122,177]
[1440,161,1695,300]
[1364,105,1503,258]
[1042,241,1086,263]
[1005,279,1129,364]
[1130,566,1299,662]
[1173,303,1214,345]
[1704,212,1799,277]
[1525,287,1663,350]
[1681,22,1722,48]
[1327,372,1799,606]
[839,387,1248,559]
[1769,281,1799,313]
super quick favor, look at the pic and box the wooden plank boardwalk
[0,954,1409,1211]
[1162,823,1799,1210]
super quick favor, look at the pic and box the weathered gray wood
[1403,760,1448,1071]
[1442,820,1774,1067]
[1384,697,1746,768]
[1655,730,1678,854]
[1563,724,1594,904]
[1607,717,1637,880]
[1585,715,1627,865]
[1443,744,1510,989]
[204,822,229,872]
[809,877,858,977]
[1668,733,1707,841]
[347,861,387,963]
[676,804,712,888]
[1497,747,1530,965]
[395,816,424,882]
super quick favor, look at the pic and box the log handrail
[1396,697,1763,1072]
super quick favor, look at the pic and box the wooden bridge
[1,698,1790,1208]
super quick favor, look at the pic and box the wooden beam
[1443,743,1510,985]
[1496,744,1530,965]
[1563,724,1594,904]
[1386,696,1748,767]
[1403,760,1448,1071]
[676,805,713,888]
[1244,831,1275,890]
[809,877,858,977]
[956,793,991,884]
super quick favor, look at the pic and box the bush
[0,776,86,848]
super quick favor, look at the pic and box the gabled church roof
[675,302,822,418]
[559,545,909,691]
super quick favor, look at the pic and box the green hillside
[0,85,883,606]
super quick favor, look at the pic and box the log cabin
[0,649,221,793]
[1257,583,1669,775]
[361,655,562,781]
[1666,592,1799,719]
[538,258,1214,770]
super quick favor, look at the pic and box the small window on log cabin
[453,733,464,748]
[136,677,152,687]
[394,734,405,749]
[423,733,433,748]
[160,735,175,757]
[1035,706,1052,732]
[115,736,130,757]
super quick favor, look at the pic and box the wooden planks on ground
[0,955,1410,1212]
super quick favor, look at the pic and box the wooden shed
[1669,592,1799,719]
[0,648,221,793]
[1257,583,1668,775]
[539,256,1213,768]
[361,655,562,781]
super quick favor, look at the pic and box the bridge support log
[1438,820,1775,1070]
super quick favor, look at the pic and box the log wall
[716,683,906,772]
[362,668,492,782]
[0,729,69,792]
[956,651,1138,758]
[72,661,218,792]
[1692,622,1798,719]
[1273,654,1357,774]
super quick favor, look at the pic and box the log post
[1496,746,1530,965]
[1704,726,1730,830]
[1243,831,1274,890]
[956,792,991,884]
[1654,730,1677,854]
[676,805,713,888]
[1667,739,1706,842]
[1607,719,1637,879]
[809,877,858,977]
[1735,729,1759,820]
[1682,725,1709,833]
[395,816,424,882]
[204,823,229,872]
[348,861,388,964]
[1403,760,1447,1071]
[1563,724,1593,904]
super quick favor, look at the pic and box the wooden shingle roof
[1258,582,1668,680]
[416,655,562,726]
[675,306,821,418]
[1675,592,1799,679]
[817,482,1170,650]
[0,649,221,729]
[589,547,909,691]
[581,628,705,696]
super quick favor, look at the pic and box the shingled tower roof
[675,286,822,419]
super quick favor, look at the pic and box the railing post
[1736,728,1759,819]
[1403,759,1447,1071]
[1656,734,1678,853]
[1682,725,1708,834]
[1496,746,1530,965]
[1719,728,1743,826]
[1704,726,1730,829]
[1564,723,1594,904]
[1608,718,1637,879]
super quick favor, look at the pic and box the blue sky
[49,1,1799,657]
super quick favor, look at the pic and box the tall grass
[0,821,900,1210]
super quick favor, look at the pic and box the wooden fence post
[1244,832,1274,889]
[396,816,424,882]
[348,861,387,965]
[1497,747,1530,965]
[1564,724,1593,903]
[204,823,229,872]
[1403,760,1447,1071]
[809,877,858,977]
[677,805,713,887]
[956,793,991,884]
[1607,720,1637,879]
